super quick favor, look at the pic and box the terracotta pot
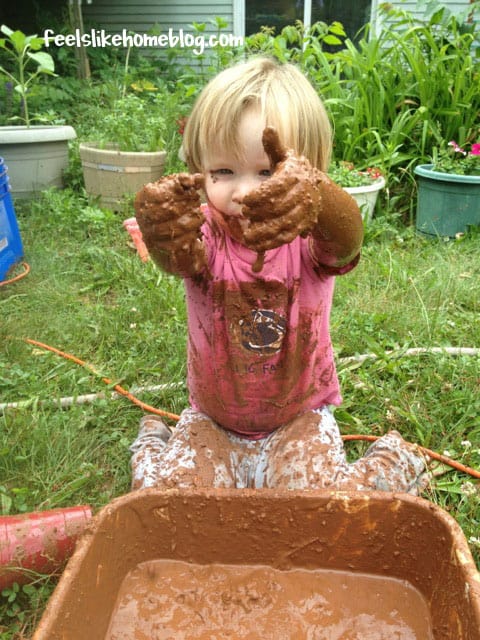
[33,489,480,640]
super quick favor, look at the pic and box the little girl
[131,56,426,493]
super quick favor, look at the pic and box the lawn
[1,186,479,635]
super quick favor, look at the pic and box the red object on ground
[0,505,92,589]
[123,217,149,262]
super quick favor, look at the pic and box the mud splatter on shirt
[185,205,357,437]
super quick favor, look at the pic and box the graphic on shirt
[238,309,286,355]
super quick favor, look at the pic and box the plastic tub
[0,125,76,198]
[33,489,480,639]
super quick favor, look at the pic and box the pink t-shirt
[184,205,358,438]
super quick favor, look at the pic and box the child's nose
[232,178,256,204]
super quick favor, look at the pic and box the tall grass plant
[241,1,480,219]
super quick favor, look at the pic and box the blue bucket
[0,158,24,281]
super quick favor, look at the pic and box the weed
[0,578,56,638]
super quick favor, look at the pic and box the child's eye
[212,168,233,176]
[259,169,272,177]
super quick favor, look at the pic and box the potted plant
[0,25,76,198]
[79,94,167,212]
[328,162,385,222]
[414,140,480,237]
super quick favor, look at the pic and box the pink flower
[448,140,466,155]
[470,143,480,156]
[176,116,188,136]
[366,166,383,179]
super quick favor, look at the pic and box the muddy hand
[134,173,206,273]
[240,127,323,256]
[135,173,204,247]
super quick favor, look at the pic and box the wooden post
[68,0,91,80]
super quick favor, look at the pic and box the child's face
[203,109,272,243]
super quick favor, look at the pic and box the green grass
[1,191,479,636]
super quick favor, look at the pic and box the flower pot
[0,125,77,198]
[344,176,385,222]
[79,142,167,212]
[414,164,480,237]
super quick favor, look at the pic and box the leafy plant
[328,162,383,187]
[0,485,34,515]
[91,93,167,152]
[162,17,241,100]
[0,24,56,126]
[1,578,56,637]
[432,140,480,175]
[245,19,347,65]
[235,2,479,220]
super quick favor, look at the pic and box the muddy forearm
[310,175,364,268]
[241,129,362,270]
[146,240,206,277]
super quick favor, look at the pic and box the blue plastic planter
[0,158,24,281]
[415,164,480,237]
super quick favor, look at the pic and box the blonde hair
[182,56,332,172]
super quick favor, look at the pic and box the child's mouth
[226,213,249,238]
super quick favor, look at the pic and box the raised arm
[239,127,363,271]
[309,174,364,269]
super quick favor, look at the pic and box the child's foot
[130,416,173,490]
[364,430,429,495]
[129,415,172,454]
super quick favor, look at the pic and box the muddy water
[105,560,433,639]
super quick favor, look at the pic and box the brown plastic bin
[34,489,480,639]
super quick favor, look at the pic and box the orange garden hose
[20,338,480,481]
[24,338,181,422]
[341,434,480,479]
[0,261,30,287]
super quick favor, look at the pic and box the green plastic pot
[414,164,480,237]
